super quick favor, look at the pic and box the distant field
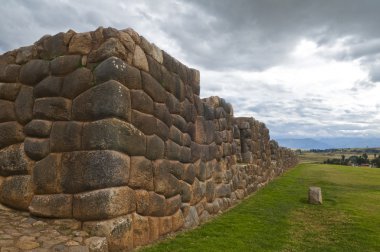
[297,148,380,163]
[141,164,380,252]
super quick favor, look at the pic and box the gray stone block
[19,59,50,85]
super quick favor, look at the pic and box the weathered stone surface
[82,118,146,156]
[24,120,52,137]
[0,175,33,210]
[73,186,136,221]
[29,194,73,218]
[0,121,24,149]
[15,85,34,124]
[51,55,81,75]
[132,213,150,247]
[166,140,181,161]
[309,186,322,204]
[153,160,181,198]
[131,110,157,135]
[156,120,170,141]
[146,55,162,83]
[147,217,159,243]
[40,32,68,59]
[34,76,63,98]
[33,153,62,194]
[171,114,187,132]
[69,32,92,54]
[154,102,172,127]
[131,90,154,114]
[50,121,82,152]
[146,135,165,160]
[183,206,199,229]
[16,45,37,64]
[62,67,93,99]
[0,100,16,122]
[166,93,181,114]
[84,237,108,252]
[0,64,21,83]
[159,216,172,236]
[141,72,167,103]
[135,190,166,217]
[61,150,130,193]
[129,156,154,191]
[94,56,142,89]
[182,164,196,184]
[205,180,216,202]
[88,38,127,63]
[0,144,31,176]
[165,195,181,216]
[72,80,130,121]
[215,183,232,198]
[119,31,135,53]
[19,59,50,85]
[169,126,183,146]
[24,137,50,160]
[83,215,133,251]
[133,45,149,72]
[172,210,184,231]
[0,82,21,101]
[33,97,72,120]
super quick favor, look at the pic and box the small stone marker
[308,186,322,204]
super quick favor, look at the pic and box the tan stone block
[148,217,160,241]
[165,195,181,216]
[29,194,72,218]
[83,215,133,251]
[133,45,149,72]
[0,175,33,210]
[132,213,150,247]
[172,210,184,231]
[73,186,136,221]
[69,32,92,54]
[159,216,172,236]
[129,156,154,191]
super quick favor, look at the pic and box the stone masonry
[0,27,298,251]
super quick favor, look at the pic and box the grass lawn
[141,164,380,252]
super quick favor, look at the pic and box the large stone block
[24,137,50,160]
[146,55,162,83]
[0,99,16,122]
[133,45,149,72]
[33,97,72,120]
[34,76,63,98]
[141,72,167,103]
[159,216,172,236]
[15,45,38,64]
[0,175,33,210]
[153,160,181,198]
[182,164,196,184]
[131,110,157,136]
[0,64,21,83]
[0,121,25,149]
[135,190,166,217]
[51,55,81,75]
[131,90,154,114]
[69,32,92,54]
[19,59,50,85]
[62,67,93,99]
[94,56,142,89]
[0,144,31,176]
[169,126,183,146]
[172,210,184,232]
[0,82,21,101]
[205,180,216,202]
[50,121,82,152]
[82,118,146,156]
[166,93,180,114]
[29,194,73,218]
[88,38,128,63]
[33,153,62,194]
[83,215,133,251]
[132,213,150,247]
[61,150,130,193]
[73,186,136,221]
[15,85,34,124]
[24,120,52,137]
[156,120,169,141]
[215,183,232,198]
[179,180,192,202]
[183,206,199,229]
[171,114,187,133]
[165,194,181,216]
[146,135,165,160]
[39,32,68,59]
[129,156,154,190]
[153,103,172,127]
[72,80,130,121]
[309,186,323,205]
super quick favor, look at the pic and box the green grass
[141,164,380,252]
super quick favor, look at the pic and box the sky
[1,0,380,139]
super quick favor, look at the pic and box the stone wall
[0,27,297,251]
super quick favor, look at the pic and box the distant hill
[275,137,380,150]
